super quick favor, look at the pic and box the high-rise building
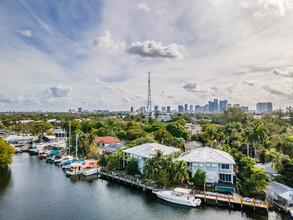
[184,104,188,112]
[241,106,249,113]
[178,105,184,113]
[208,99,218,113]
[130,107,134,113]
[162,107,166,113]
[167,106,171,113]
[257,102,272,113]
[219,100,227,112]
[190,105,193,112]
[78,107,82,113]
[233,104,240,108]
[154,105,159,113]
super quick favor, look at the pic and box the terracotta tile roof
[94,136,120,144]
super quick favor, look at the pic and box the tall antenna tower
[147,72,152,116]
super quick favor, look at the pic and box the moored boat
[65,162,83,176]
[153,188,201,207]
[82,168,100,176]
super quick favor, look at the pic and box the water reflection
[0,167,11,196]
[68,174,99,183]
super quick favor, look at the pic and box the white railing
[218,168,232,173]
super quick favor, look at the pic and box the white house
[267,182,293,211]
[122,143,180,173]
[177,147,236,192]
[255,162,279,180]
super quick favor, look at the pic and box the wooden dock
[97,170,164,191]
[97,170,269,212]
[193,191,269,211]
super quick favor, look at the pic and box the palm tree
[270,151,284,172]
[243,128,253,157]
[162,155,175,175]
[206,126,218,148]
[172,160,190,183]
[246,121,268,160]
[143,158,156,179]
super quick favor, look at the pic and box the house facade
[94,136,120,147]
[254,162,278,180]
[177,147,236,192]
[122,143,180,173]
[267,181,293,211]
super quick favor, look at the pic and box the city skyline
[1,1,293,112]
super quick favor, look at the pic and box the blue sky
[1,0,293,112]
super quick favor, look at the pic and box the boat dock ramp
[97,170,269,213]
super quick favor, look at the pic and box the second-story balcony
[218,168,233,174]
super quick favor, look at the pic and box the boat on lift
[65,162,83,176]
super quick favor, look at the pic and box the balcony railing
[218,168,233,173]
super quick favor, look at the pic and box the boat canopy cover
[48,150,59,156]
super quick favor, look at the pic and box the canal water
[0,154,288,220]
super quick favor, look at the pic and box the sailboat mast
[69,121,71,156]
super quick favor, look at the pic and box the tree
[152,129,174,145]
[88,145,99,158]
[166,122,188,140]
[192,168,206,189]
[126,158,140,176]
[127,134,156,147]
[127,126,144,140]
[98,154,108,167]
[0,138,15,172]
[155,169,171,187]
[246,121,268,160]
[172,160,190,183]
[81,120,93,133]
[223,107,249,124]
[205,125,218,148]
[143,158,157,179]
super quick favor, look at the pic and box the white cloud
[47,85,72,97]
[127,41,183,59]
[137,2,150,12]
[93,30,125,51]
[240,0,293,16]
[19,29,32,37]
[273,67,293,77]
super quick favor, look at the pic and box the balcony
[218,168,233,174]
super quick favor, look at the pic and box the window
[219,174,232,182]
[221,164,229,169]
[207,163,211,167]
[199,163,204,167]
[212,163,217,167]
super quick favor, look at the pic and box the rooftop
[94,136,120,144]
[255,162,278,176]
[100,143,126,153]
[268,182,293,196]
[122,143,180,159]
[177,147,235,164]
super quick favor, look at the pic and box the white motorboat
[153,188,201,207]
[65,162,83,176]
[82,167,101,176]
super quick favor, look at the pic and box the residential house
[184,141,203,152]
[94,136,121,148]
[99,143,126,154]
[267,181,293,211]
[255,162,278,179]
[177,147,236,192]
[184,123,202,135]
[122,143,180,173]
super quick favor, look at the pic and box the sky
[1,0,293,112]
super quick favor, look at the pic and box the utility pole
[147,72,152,117]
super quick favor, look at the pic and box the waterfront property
[254,162,278,180]
[178,147,236,192]
[94,136,121,148]
[122,143,180,172]
[267,181,293,211]
[98,142,126,154]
